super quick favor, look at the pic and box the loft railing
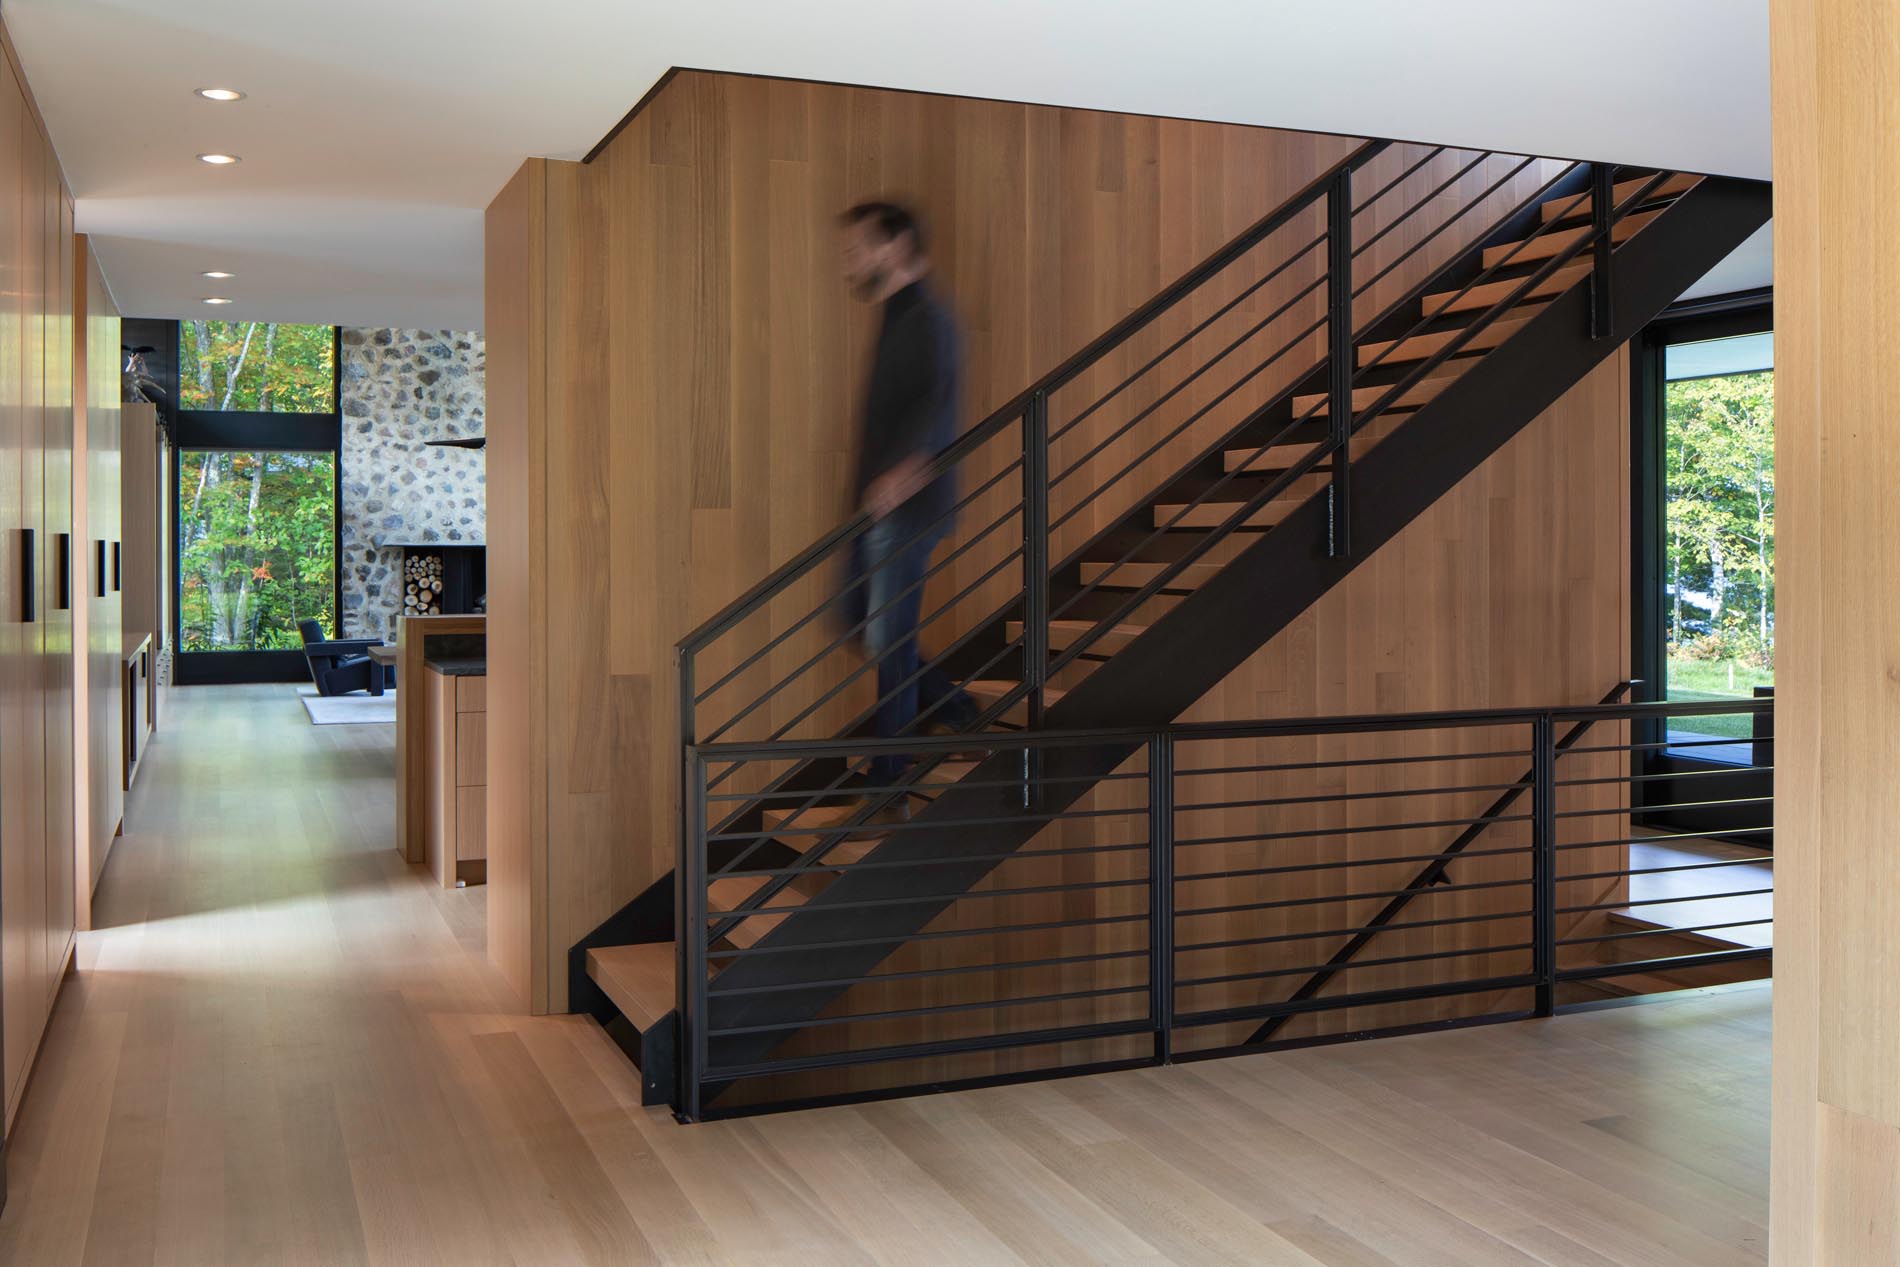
[673,138,1689,945]
[679,695,1773,1117]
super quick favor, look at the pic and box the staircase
[572,139,1771,1115]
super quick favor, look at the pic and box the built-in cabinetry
[0,36,87,1135]
[76,236,123,913]
[120,401,166,725]
[425,664,486,887]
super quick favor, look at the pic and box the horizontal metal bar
[1555,795,1773,819]
[709,767,1150,804]
[706,912,1148,962]
[1175,747,1532,778]
[1553,946,1770,983]
[717,840,1149,881]
[1173,973,1537,1030]
[691,693,1770,760]
[1555,764,1774,788]
[1178,941,1534,992]
[1177,872,1530,920]
[1175,777,1530,814]
[707,801,1149,845]
[1555,888,1774,917]
[1174,810,1533,850]
[1563,731,1771,756]
[1175,843,1525,885]
[1554,827,1774,852]
[1559,856,1772,884]
[706,947,1148,1000]
[707,982,1149,1038]
[1176,907,1534,955]
[701,874,1150,921]
[1556,917,1772,948]
[703,1017,1156,1082]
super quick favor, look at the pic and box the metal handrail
[675,138,1391,658]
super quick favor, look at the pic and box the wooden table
[367,644,399,669]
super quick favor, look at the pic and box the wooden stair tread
[966,679,1066,707]
[1153,471,1329,530]
[1482,209,1659,270]
[1422,261,1589,317]
[1541,172,1697,224]
[1223,416,1407,473]
[1006,618,1148,653]
[1079,561,1222,592]
[586,942,677,1034]
[1292,360,1464,417]
[1357,304,1547,369]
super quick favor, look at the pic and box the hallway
[0,685,1769,1266]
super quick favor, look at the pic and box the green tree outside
[177,321,339,650]
[1664,368,1774,737]
[179,320,334,412]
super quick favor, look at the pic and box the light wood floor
[0,684,1770,1265]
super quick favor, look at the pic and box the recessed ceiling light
[202,297,233,305]
[197,153,241,165]
[194,87,245,102]
[201,270,236,280]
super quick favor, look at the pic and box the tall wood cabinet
[0,38,84,1134]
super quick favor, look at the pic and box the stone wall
[339,328,486,640]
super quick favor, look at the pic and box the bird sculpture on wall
[122,344,167,406]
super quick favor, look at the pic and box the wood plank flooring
[0,684,1769,1265]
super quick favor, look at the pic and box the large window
[178,320,336,412]
[1662,331,1774,744]
[178,449,337,651]
[166,322,344,684]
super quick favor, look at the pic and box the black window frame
[1630,286,1774,840]
[170,324,345,685]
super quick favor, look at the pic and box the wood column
[1770,0,1900,1259]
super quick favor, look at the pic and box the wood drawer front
[456,787,487,861]
[456,675,486,713]
[455,711,486,787]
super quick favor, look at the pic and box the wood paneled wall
[486,70,1622,1014]
[0,23,81,1129]
[1769,0,1900,1258]
[74,235,123,917]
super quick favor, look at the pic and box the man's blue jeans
[841,506,975,785]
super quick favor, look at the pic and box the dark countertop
[423,656,487,677]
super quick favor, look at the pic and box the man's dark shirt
[853,280,961,527]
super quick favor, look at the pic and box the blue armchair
[298,619,392,696]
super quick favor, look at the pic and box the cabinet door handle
[95,539,106,598]
[21,527,34,623]
[55,532,70,610]
[112,541,121,593]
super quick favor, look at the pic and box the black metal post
[678,747,709,1122]
[1148,732,1175,1065]
[1530,713,1558,1016]
[1326,168,1354,557]
[1589,163,1614,339]
[1021,395,1050,805]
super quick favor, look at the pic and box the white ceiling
[6,0,1771,330]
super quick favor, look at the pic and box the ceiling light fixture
[197,153,241,165]
[202,297,234,305]
[194,87,245,102]
[201,270,236,279]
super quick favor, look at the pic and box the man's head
[841,201,926,301]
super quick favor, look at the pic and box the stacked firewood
[404,554,444,617]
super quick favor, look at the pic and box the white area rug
[300,688,396,725]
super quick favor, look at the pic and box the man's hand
[863,453,931,520]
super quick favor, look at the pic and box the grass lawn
[1667,656,1774,739]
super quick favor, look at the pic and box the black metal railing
[675,144,1694,924]
[676,695,1771,1116]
